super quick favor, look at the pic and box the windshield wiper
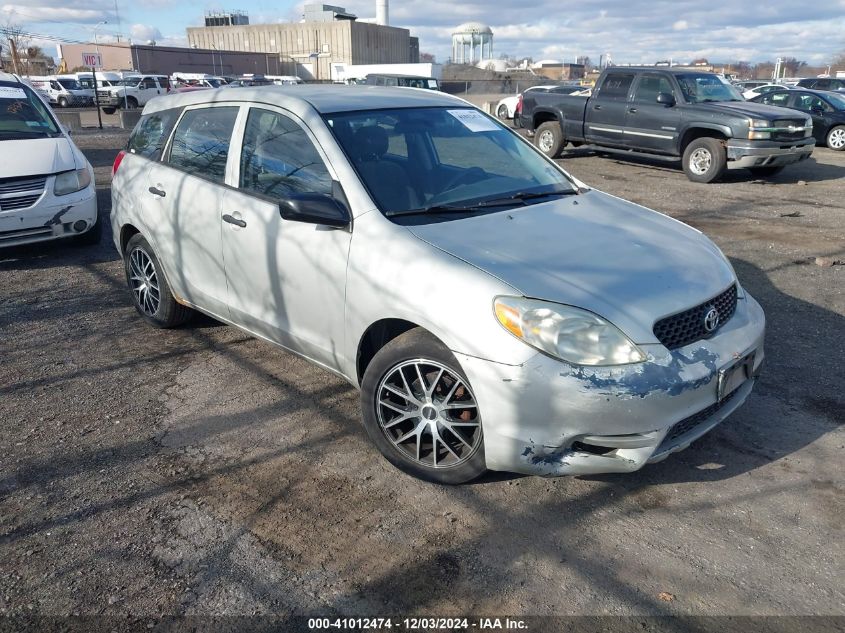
[386,189,580,218]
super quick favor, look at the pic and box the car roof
[142,84,468,116]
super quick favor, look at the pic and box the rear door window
[128,108,182,159]
[759,92,791,106]
[167,106,238,182]
[598,73,635,101]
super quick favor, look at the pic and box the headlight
[748,119,771,140]
[493,296,646,366]
[53,168,92,196]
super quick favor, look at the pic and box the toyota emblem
[703,306,720,333]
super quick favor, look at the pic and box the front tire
[360,328,486,484]
[58,97,69,108]
[534,121,564,158]
[123,234,193,328]
[102,107,116,115]
[826,126,845,151]
[682,137,726,183]
[497,104,509,120]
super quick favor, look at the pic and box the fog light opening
[571,441,616,456]
[72,220,88,233]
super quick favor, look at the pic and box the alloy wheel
[829,128,845,150]
[128,247,161,317]
[376,359,481,469]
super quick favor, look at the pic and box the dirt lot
[1,128,843,628]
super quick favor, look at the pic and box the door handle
[594,104,602,110]
[148,186,166,197]
[222,214,247,228]
[628,107,638,114]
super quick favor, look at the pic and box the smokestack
[376,0,388,25]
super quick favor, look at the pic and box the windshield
[325,107,577,221]
[57,79,83,90]
[676,73,744,103]
[115,79,140,87]
[0,82,61,140]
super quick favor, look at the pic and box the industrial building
[186,4,419,81]
[55,41,284,76]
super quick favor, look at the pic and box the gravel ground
[0,128,843,626]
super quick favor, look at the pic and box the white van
[25,75,94,108]
[73,71,122,91]
[0,73,100,247]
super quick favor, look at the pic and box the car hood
[407,190,736,345]
[0,136,80,178]
[696,100,806,120]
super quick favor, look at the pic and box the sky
[3,0,845,67]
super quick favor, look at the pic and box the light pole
[92,21,107,129]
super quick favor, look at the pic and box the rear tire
[748,166,784,178]
[534,121,564,158]
[123,234,193,328]
[682,137,726,183]
[360,328,486,485]
[826,125,845,151]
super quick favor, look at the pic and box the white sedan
[743,84,789,100]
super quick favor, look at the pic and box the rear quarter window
[128,108,182,160]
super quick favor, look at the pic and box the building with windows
[186,4,419,81]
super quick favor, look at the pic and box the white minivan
[0,73,100,247]
[26,75,94,108]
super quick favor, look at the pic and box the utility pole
[9,38,20,75]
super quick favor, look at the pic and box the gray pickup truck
[519,67,816,182]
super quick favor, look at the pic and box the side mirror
[279,192,350,228]
[656,92,676,106]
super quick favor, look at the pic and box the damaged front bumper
[0,187,98,248]
[456,291,766,477]
[726,138,814,169]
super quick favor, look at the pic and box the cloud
[129,23,162,42]
[673,20,689,31]
[1,4,109,24]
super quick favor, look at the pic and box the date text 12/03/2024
[307,617,528,630]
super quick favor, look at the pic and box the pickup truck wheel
[102,107,116,115]
[748,166,784,177]
[534,121,564,158]
[125,97,139,109]
[497,104,509,120]
[682,137,726,183]
[827,126,845,151]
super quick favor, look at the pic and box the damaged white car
[0,73,99,248]
[110,86,765,483]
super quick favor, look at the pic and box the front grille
[653,284,738,350]
[772,119,808,143]
[657,389,739,452]
[97,90,111,99]
[0,226,53,241]
[0,176,46,195]
[0,194,42,210]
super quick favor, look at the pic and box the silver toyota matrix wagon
[111,85,765,484]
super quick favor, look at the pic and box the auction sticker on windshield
[0,87,27,99]
[448,109,499,132]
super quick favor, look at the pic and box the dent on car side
[111,86,766,480]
